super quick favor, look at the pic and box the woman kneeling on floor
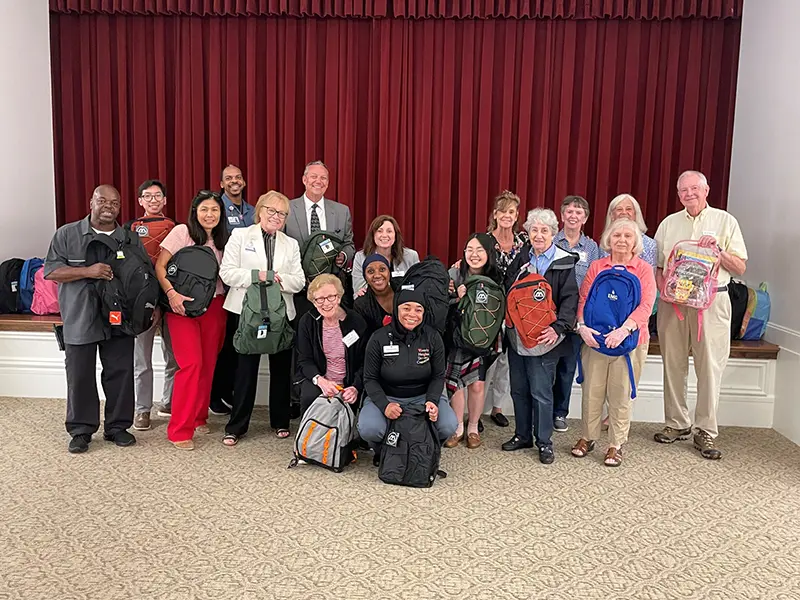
[295,274,368,415]
[357,289,458,460]
[571,218,656,466]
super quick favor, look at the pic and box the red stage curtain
[49,8,742,262]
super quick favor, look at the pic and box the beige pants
[657,293,731,438]
[580,344,647,447]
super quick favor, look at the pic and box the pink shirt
[322,322,347,385]
[578,256,657,346]
[160,224,225,296]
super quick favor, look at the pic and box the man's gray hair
[676,170,708,189]
[605,193,648,234]
[523,208,559,237]
[303,160,329,177]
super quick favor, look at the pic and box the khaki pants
[580,344,647,447]
[657,293,731,438]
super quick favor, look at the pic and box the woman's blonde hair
[487,190,522,233]
[306,274,345,302]
[599,218,644,256]
[254,190,290,225]
[605,193,648,234]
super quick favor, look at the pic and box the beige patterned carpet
[2,396,800,600]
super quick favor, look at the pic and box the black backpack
[398,256,450,334]
[728,280,749,340]
[85,231,159,337]
[0,258,24,314]
[379,404,445,488]
[162,246,219,318]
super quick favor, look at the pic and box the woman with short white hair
[502,208,579,464]
[603,194,657,269]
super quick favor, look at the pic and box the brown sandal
[571,438,595,458]
[604,446,623,467]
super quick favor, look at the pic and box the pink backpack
[661,238,720,340]
[31,268,60,315]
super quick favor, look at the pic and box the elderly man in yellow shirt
[653,170,748,460]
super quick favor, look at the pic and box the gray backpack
[289,396,357,473]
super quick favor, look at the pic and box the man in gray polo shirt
[45,185,141,454]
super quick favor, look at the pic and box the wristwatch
[312,375,320,386]
[575,322,585,332]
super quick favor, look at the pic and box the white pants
[134,309,178,414]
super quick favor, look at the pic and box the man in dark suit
[284,160,355,266]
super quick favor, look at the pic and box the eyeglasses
[313,294,340,306]
[263,207,288,220]
[141,193,164,201]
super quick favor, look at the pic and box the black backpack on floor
[86,231,159,336]
[0,258,24,314]
[398,256,450,335]
[161,246,219,318]
[379,404,445,488]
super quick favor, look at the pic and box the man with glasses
[126,180,177,429]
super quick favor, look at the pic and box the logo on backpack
[608,290,618,301]
[135,225,149,236]
[475,287,489,304]
[533,288,546,302]
[386,432,400,447]
[167,264,178,276]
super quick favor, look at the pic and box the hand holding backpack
[161,246,219,317]
[576,265,642,399]
[288,394,358,473]
[378,403,446,488]
[233,270,294,355]
[452,274,505,356]
[504,266,559,355]
[301,230,344,284]
[398,257,450,334]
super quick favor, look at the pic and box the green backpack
[453,274,506,356]
[301,230,344,283]
[233,270,294,355]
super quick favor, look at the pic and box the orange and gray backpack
[505,269,558,353]
[127,216,176,265]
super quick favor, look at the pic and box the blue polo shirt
[529,242,557,274]
[222,193,255,232]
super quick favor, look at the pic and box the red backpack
[505,271,557,349]
[128,216,176,264]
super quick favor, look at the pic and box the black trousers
[65,336,135,437]
[209,311,239,410]
[225,346,293,435]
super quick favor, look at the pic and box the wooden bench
[0,314,781,359]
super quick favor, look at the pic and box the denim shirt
[528,242,557,275]
[554,231,599,288]
[222,194,255,231]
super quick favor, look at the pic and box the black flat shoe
[539,446,555,464]
[501,436,534,452]
[491,412,510,427]
[68,434,91,454]
[103,430,136,447]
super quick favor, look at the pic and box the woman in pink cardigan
[570,218,656,466]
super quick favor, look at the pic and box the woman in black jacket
[357,289,458,448]
[295,274,369,415]
[353,253,394,338]
[502,208,579,464]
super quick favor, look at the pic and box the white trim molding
[765,322,800,445]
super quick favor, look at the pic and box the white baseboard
[0,331,777,430]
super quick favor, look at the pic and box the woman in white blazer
[219,191,305,445]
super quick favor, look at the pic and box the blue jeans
[553,333,581,419]
[508,347,558,448]
[357,395,458,444]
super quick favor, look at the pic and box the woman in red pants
[156,190,229,450]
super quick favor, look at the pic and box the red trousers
[165,296,227,442]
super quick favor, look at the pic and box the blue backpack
[18,258,44,313]
[577,265,642,399]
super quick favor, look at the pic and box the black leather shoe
[103,430,136,447]
[491,412,510,427]
[68,434,91,454]
[501,436,534,452]
[539,446,555,464]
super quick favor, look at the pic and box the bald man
[45,185,145,453]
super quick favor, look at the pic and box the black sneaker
[209,403,231,416]
[553,417,568,432]
[103,430,137,447]
[538,446,555,464]
[68,434,91,454]
[501,436,534,452]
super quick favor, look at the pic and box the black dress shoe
[491,412,510,427]
[539,446,555,464]
[103,430,136,447]
[501,436,534,452]
[68,434,91,454]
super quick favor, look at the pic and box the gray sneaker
[653,426,692,444]
[693,429,722,460]
[553,417,568,432]
[133,412,151,431]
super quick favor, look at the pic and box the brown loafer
[444,432,464,448]
[466,433,482,449]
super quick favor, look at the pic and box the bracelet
[165,288,176,296]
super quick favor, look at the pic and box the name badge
[391,270,405,278]
[228,216,240,225]
[401,284,415,291]
[257,324,269,339]
[244,244,256,253]
[319,239,335,254]
[702,231,717,238]
[10,281,18,292]
[578,251,588,263]
[342,330,360,347]
[383,343,399,356]
[116,250,125,260]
